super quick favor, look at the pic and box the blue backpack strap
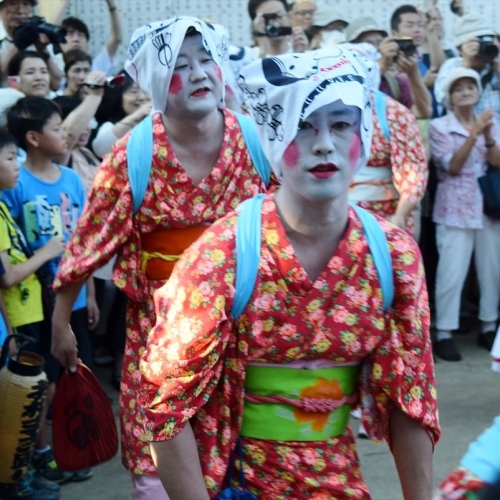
[126,115,154,214]
[374,91,391,141]
[234,112,271,187]
[350,204,394,312]
[231,194,266,319]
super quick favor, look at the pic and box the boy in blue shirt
[3,97,96,485]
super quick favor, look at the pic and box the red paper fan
[52,363,118,471]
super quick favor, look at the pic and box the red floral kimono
[433,467,487,500]
[352,96,428,232]
[140,194,441,499]
[53,109,271,475]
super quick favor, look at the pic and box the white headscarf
[124,16,230,113]
[342,42,381,93]
[239,47,375,178]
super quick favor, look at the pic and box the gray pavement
[61,332,499,500]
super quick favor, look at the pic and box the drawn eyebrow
[328,109,358,118]
[177,48,209,58]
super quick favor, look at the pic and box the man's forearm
[150,423,210,500]
[106,0,123,57]
[390,408,433,500]
[46,56,63,90]
[53,281,86,324]
[426,33,446,71]
[408,73,432,118]
[395,198,417,221]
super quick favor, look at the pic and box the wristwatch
[486,140,496,148]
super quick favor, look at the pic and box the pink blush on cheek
[214,64,222,81]
[283,141,300,168]
[349,134,361,170]
[169,74,183,94]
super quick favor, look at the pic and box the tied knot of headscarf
[124,16,230,113]
[239,47,376,178]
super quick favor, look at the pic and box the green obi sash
[241,363,360,442]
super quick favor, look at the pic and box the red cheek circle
[214,64,223,81]
[283,140,300,168]
[169,74,183,94]
[349,134,361,170]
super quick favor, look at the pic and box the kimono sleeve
[139,215,238,442]
[388,98,428,206]
[361,223,440,447]
[53,134,136,290]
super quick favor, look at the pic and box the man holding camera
[435,11,500,123]
[0,0,63,90]
[385,4,437,119]
[248,0,309,58]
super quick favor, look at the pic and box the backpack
[126,113,271,214]
[373,90,391,141]
[231,194,394,319]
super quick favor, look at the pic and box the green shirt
[0,201,43,327]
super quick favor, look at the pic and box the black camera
[262,13,292,38]
[478,35,499,62]
[394,38,417,58]
[449,0,462,15]
[13,16,67,53]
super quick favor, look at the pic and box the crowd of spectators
[0,0,499,498]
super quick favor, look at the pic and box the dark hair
[248,0,289,21]
[391,5,419,32]
[62,16,90,41]
[95,70,135,126]
[52,95,82,120]
[7,50,48,77]
[7,97,61,151]
[0,128,17,151]
[0,0,37,7]
[63,48,92,75]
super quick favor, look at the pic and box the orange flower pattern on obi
[294,378,343,431]
[53,109,271,476]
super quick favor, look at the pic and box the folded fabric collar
[124,16,230,113]
[239,47,375,178]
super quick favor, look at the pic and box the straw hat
[345,17,388,43]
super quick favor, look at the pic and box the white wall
[61,0,499,71]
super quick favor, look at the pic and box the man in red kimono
[51,16,272,500]
[140,48,440,499]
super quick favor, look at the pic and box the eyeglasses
[294,10,316,17]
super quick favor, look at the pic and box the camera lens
[482,43,499,61]
[266,25,279,37]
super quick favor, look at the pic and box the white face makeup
[279,100,361,203]
[165,34,223,118]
